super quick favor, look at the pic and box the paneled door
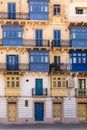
[53,103,62,122]
[78,103,87,122]
[35,102,44,121]
[8,102,16,122]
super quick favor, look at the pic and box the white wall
[64,97,77,118]
[18,98,33,118]
[0,98,6,117]
[20,74,50,97]
[45,98,53,118]
[0,75,5,96]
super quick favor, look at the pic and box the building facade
[0,0,87,124]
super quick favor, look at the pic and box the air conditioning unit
[68,77,75,88]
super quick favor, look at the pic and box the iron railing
[23,39,50,47]
[32,88,48,96]
[75,88,87,97]
[0,63,29,71]
[50,63,71,73]
[0,12,28,20]
[52,40,70,47]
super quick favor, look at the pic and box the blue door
[7,55,18,70]
[53,30,61,47]
[35,79,43,95]
[8,2,16,19]
[35,103,44,121]
[35,30,43,46]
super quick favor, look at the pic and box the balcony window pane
[53,81,56,87]
[73,57,76,63]
[58,81,61,87]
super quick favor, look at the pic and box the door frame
[7,98,18,122]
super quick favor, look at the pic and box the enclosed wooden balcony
[51,88,67,97]
[32,88,48,97]
[5,88,20,97]
[75,88,87,97]
[68,15,87,25]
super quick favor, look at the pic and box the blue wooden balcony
[30,63,49,72]
[3,38,22,46]
[29,12,49,20]
[71,39,87,48]
[71,64,87,72]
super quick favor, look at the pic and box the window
[71,52,87,64]
[25,100,28,107]
[76,8,83,14]
[52,76,67,88]
[79,79,86,89]
[6,75,20,88]
[30,51,49,63]
[8,2,16,19]
[53,4,60,15]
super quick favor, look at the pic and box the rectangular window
[54,56,61,64]
[52,76,67,88]
[6,75,20,88]
[53,4,60,15]
[79,79,86,89]
[76,8,83,14]
[25,100,28,107]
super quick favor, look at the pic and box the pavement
[0,123,87,130]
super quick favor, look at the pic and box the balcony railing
[0,12,28,20]
[23,39,50,47]
[32,88,48,96]
[52,40,70,47]
[68,14,87,23]
[75,88,87,97]
[0,39,50,47]
[50,63,71,73]
[0,63,29,71]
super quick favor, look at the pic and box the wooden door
[8,102,16,122]
[78,103,87,122]
[53,103,62,122]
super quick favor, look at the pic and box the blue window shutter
[6,55,18,70]
[53,30,61,47]
[35,30,43,46]
[8,2,16,19]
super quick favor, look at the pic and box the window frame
[53,4,60,15]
